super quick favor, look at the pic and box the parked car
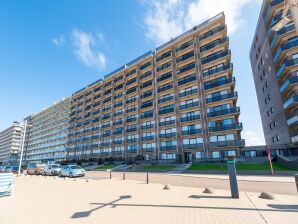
[27,163,46,175]
[27,163,37,175]
[59,165,85,178]
[44,164,61,176]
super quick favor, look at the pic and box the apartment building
[0,122,24,165]
[24,99,71,163]
[24,12,244,164]
[250,0,298,150]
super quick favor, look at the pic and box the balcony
[113,140,123,144]
[158,96,174,104]
[126,117,137,123]
[141,147,155,152]
[200,37,228,53]
[141,136,155,141]
[182,143,203,149]
[102,133,111,137]
[180,102,199,110]
[201,50,230,65]
[207,107,240,118]
[113,121,123,126]
[206,92,237,104]
[276,58,298,79]
[274,39,298,63]
[280,76,298,93]
[159,120,175,126]
[141,124,154,130]
[204,77,235,90]
[141,112,154,119]
[126,108,137,113]
[126,127,137,133]
[210,139,245,147]
[283,95,298,109]
[159,107,175,115]
[209,123,243,132]
[270,24,296,49]
[287,115,298,126]
[199,25,225,41]
[180,115,200,122]
[159,133,176,138]
[113,130,123,135]
[182,129,202,135]
[126,139,137,143]
[160,145,177,151]
[179,89,198,98]
[203,63,233,77]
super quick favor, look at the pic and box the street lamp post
[18,120,28,174]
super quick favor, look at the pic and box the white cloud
[142,0,259,45]
[52,35,65,46]
[242,131,265,146]
[72,30,106,70]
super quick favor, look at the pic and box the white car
[59,165,85,178]
[44,164,61,176]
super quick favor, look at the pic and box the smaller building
[0,122,24,165]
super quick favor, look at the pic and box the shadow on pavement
[71,195,132,219]
[267,204,298,211]
[189,195,232,199]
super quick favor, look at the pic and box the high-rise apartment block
[250,0,298,149]
[23,12,244,164]
[0,122,24,165]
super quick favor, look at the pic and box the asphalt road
[85,171,298,195]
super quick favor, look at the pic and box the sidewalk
[0,175,297,224]
[171,173,296,183]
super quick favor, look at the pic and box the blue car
[59,165,85,178]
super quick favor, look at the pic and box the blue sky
[0,0,264,145]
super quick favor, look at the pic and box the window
[212,151,220,158]
[195,152,204,159]
[161,153,176,160]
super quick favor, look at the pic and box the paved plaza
[0,174,297,224]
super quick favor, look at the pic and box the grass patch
[188,163,292,171]
[143,164,175,171]
[96,164,118,170]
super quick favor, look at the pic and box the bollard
[295,173,298,193]
[123,170,126,180]
[110,170,112,179]
[146,172,149,184]
[226,156,239,199]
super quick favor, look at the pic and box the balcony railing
[204,77,235,90]
[280,76,298,93]
[201,50,230,65]
[159,120,175,126]
[181,129,202,135]
[209,123,243,132]
[287,115,298,126]
[203,63,233,77]
[276,58,298,78]
[159,133,176,138]
[283,95,298,109]
[205,92,237,104]
[158,96,174,104]
[180,102,199,110]
[160,145,177,151]
[141,136,155,141]
[200,37,228,53]
[179,89,198,98]
[274,39,298,62]
[207,107,240,118]
[270,24,295,49]
[141,124,155,130]
[182,143,203,149]
[210,139,245,147]
[180,115,200,122]
[159,107,175,115]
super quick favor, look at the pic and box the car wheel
[59,172,62,177]
[69,172,73,178]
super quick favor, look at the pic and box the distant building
[0,122,24,165]
[250,0,298,146]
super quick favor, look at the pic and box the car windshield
[51,165,60,168]
[70,165,81,169]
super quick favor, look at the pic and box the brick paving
[0,175,297,224]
